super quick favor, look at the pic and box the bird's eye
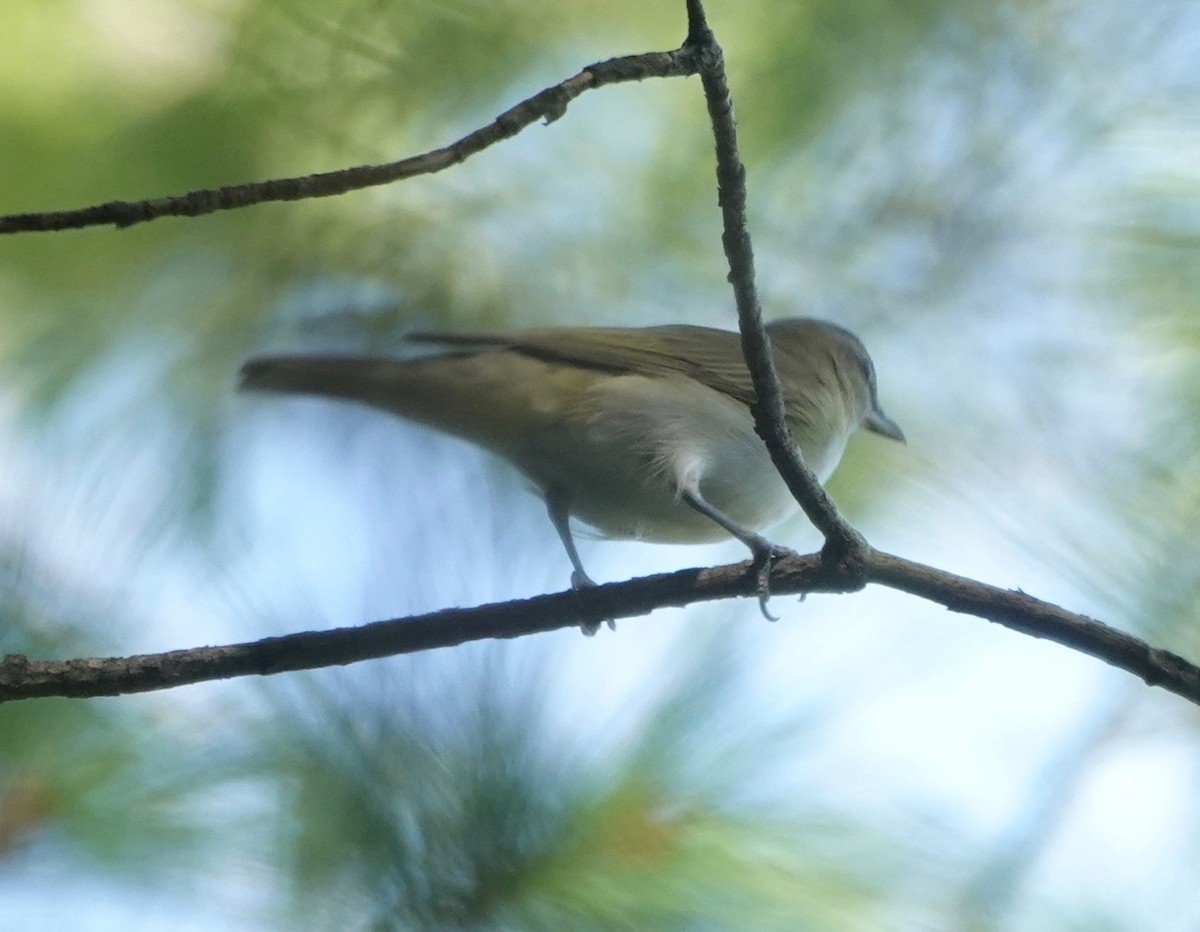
[856,354,874,388]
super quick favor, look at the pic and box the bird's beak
[865,407,906,444]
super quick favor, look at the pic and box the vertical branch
[683,0,866,565]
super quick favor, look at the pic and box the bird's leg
[546,488,613,635]
[680,488,795,621]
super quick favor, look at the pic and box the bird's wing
[407,325,759,407]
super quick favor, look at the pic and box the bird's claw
[570,569,596,590]
[748,538,796,622]
[571,570,615,635]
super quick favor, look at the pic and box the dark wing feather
[407,325,760,407]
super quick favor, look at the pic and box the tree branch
[867,551,1200,694]
[0,554,830,701]
[683,0,865,565]
[0,47,701,235]
[3,550,1198,705]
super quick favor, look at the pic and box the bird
[239,318,904,633]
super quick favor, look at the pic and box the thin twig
[683,0,866,566]
[0,48,701,235]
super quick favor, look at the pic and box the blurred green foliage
[252,642,908,930]
[0,548,214,875]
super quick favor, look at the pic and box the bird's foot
[570,569,596,590]
[571,570,615,635]
[745,536,797,622]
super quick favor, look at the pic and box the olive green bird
[240,318,904,632]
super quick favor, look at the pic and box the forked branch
[1,1,1196,710]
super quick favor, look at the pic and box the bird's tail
[241,355,399,403]
[238,352,566,453]
[239,353,464,425]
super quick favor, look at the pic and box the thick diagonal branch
[3,551,1199,706]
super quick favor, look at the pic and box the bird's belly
[567,443,798,543]
[506,375,807,543]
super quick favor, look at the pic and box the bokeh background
[3,0,1200,928]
